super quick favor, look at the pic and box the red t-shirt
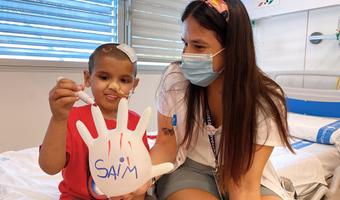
[58,105,150,199]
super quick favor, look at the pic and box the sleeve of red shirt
[142,131,150,151]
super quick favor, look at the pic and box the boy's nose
[108,81,120,91]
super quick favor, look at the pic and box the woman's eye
[181,41,188,49]
[181,39,187,46]
[194,45,204,50]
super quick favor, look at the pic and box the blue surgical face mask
[180,48,225,87]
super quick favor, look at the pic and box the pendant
[206,124,217,135]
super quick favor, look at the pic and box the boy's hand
[108,180,151,200]
[49,78,83,121]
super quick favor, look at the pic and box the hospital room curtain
[130,0,190,70]
[0,0,118,61]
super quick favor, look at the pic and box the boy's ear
[83,70,91,87]
[132,78,139,92]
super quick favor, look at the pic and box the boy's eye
[98,75,109,80]
[121,78,132,84]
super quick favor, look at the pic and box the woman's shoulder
[256,89,287,146]
[163,61,182,78]
[161,61,188,90]
[257,90,285,122]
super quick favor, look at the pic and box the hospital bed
[268,70,340,200]
[2,138,338,200]
[0,147,61,199]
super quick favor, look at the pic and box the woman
[150,0,293,200]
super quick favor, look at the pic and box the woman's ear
[83,70,91,87]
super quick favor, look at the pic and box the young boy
[39,43,149,200]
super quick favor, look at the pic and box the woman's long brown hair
[180,0,293,186]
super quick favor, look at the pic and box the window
[0,0,118,63]
[129,0,190,70]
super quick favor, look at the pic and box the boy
[39,43,149,199]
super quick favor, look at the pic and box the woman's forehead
[181,16,220,45]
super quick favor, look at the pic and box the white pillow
[288,112,340,144]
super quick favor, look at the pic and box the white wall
[305,6,340,71]
[254,5,340,88]
[254,11,308,72]
[242,0,340,19]
[0,65,161,152]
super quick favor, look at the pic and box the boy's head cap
[117,44,137,63]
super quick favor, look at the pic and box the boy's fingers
[56,79,82,92]
[58,82,82,92]
[54,96,79,105]
[133,184,149,196]
[109,193,133,200]
[79,83,85,90]
[56,76,65,82]
[51,88,78,100]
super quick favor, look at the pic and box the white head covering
[117,44,137,63]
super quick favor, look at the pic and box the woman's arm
[123,112,178,199]
[150,111,178,165]
[227,145,277,200]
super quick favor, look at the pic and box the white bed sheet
[288,112,340,145]
[0,134,158,200]
[1,140,339,200]
[0,147,62,200]
[271,140,340,196]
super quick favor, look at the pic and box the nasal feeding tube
[107,80,130,98]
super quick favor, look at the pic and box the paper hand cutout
[76,99,174,197]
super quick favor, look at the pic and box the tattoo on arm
[161,128,175,136]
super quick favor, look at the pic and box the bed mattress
[0,147,62,199]
[271,140,340,197]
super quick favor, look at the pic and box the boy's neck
[100,111,117,121]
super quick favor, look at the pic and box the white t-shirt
[156,63,292,200]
